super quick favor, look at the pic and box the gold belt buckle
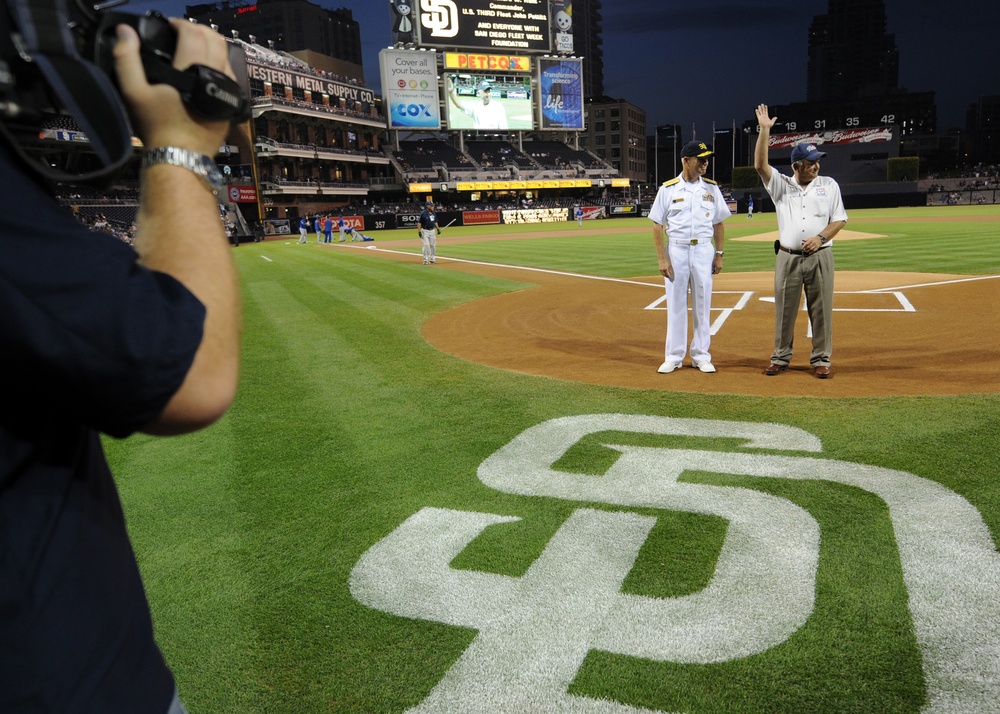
[691,239,699,245]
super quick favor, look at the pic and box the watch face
[202,157,225,187]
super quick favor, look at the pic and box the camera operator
[1,19,240,714]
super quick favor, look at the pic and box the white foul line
[364,246,662,288]
[862,274,1000,292]
[352,246,1000,329]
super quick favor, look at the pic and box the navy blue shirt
[418,208,438,231]
[0,146,206,713]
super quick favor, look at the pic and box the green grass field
[106,205,1000,713]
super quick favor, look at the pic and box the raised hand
[756,104,777,130]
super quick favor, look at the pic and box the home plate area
[422,271,1000,398]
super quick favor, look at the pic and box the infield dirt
[342,228,999,397]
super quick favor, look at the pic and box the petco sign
[443,52,531,72]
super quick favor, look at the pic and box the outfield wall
[316,206,625,232]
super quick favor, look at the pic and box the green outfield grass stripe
[113,423,264,710]
[325,256,527,309]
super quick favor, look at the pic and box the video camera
[0,0,251,184]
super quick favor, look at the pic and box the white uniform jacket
[648,175,731,242]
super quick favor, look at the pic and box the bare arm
[754,104,775,184]
[824,220,848,240]
[801,220,847,254]
[114,21,240,435]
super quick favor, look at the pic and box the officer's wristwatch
[715,250,725,256]
[142,146,225,202]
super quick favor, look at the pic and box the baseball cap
[791,143,827,163]
[680,140,713,158]
[476,80,492,91]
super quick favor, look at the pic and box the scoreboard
[382,1,584,133]
[411,0,552,53]
[759,93,937,136]
[776,112,903,134]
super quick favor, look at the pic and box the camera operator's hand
[113,19,242,435]
[113,20,232,153]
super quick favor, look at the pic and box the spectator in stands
[448,78,508,130]
[755,103,848,379]
[1,18,240,714]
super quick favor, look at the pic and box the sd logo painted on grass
[350,415,1000,713]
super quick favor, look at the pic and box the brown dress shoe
[764,363,787,376]
[814,366,831,379]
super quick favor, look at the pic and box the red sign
[462,210,501,226]
[228,185,258,203]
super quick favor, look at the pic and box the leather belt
[779,245,829,256]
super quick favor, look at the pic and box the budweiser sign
[769,127,894,150]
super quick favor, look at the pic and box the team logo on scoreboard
[420,0,459,38]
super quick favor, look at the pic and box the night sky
[122,0,1000,137]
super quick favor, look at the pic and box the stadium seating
[521,140,611,172]
[465,141,537,170]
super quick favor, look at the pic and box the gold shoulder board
[662,177,680,186]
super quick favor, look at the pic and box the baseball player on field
[418,202,441,264]
[648,140,732,374]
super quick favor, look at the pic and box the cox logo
[395,103,433,118]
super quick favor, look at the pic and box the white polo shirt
[464,100,508,130]
[648,175,731,244]
[764,168,848,249]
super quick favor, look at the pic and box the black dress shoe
[764,363,787,376]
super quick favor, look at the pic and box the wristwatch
[715,250,725,256]
[141,146,225,202]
